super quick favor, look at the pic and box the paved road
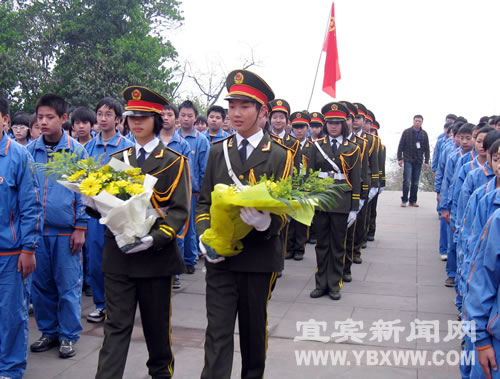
[25,191,459,378]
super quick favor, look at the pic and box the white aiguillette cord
[314,141,341,173]
[223,139,245,190]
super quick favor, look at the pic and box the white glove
[347,211,358,228]
[240,207,271,231]
[359,199,365,209]
[368,187,379,201]
[379,186,385,194]
[126,235,153,254]
[199,235,225,263]
[81,194,97,210]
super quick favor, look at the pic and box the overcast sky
[168,0,500,158]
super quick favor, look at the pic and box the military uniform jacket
[297,139,314,174]
[196,133,293,273]
[309,136,361,214]
[349,134,369,199]
[270,131,301,169]
[362,132,380,188]
[379,143,386,187]
[102,144,191,277]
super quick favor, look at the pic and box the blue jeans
[401,161,422,204]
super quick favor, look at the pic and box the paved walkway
[25,191,459,378]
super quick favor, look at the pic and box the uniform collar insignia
[155,149,164,158]
[128,148,133,156]
[228,137,234,147]
[262,142,271,151]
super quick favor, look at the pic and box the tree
[385,152,435,192]
[1,0,183,112]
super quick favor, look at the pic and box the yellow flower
[97,173,112,182]
[104,182,120,195]
[125,183,145,196]
[114,180,130,188]
[125,168,142,177]
[67,170,86,182]
[131,175,145,184]
[98,165,111,173]
[80,177,102,197]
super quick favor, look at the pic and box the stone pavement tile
[417,263,448,286]
[271,302,353,339]
[341,279,416,297]
[179,274,206,295]
[418,366,459,379]
[349,307,418,349]
[267,299,294,318]
[417,311,460,332]
[346,260,370,281]
[337,366,417,379]
[365,262,417,284]
[416,331,462,352]
[417,285,457,314]
[171,292,207,330]
[322,292,416,312]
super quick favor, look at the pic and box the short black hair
[413,115,423,120]
[29,113,37,128]
[451,121,464,136]
[446,114,457,121]
[0,95,9,116]
[444,122,453,131]
[71,106,96,127]
[479,116,490,124]
[36,94,67,117]
[153,114,163,135]
[62,120,72,131]
[207,105,226,119]
[457,123,474,136]
[179,100,199,117]
[11,112,31,127]
[95,97,123,119]
[477,126,494,136]
[495,116,500,125]
[456,116,468,123]
[489,138,500,156]
[195,115,207,125]
[163,104,179,118]
[484,131,500,153]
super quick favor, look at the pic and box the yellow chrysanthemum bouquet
[201,169,346,257]
[39,151,159,252]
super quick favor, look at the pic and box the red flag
[322,2,341,98]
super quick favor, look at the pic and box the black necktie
[331,139,338,154]
[239,139,249,163]
[137,147,146,168]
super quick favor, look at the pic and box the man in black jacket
[397,115,430,207]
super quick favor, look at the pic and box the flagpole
[306,4,333,111]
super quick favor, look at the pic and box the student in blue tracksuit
[11,111,32,147]
[160,103,192,289]
[84,98,133,323]
[0,96,42,379]
[435,124,458,260]
[463,207,500,379]
[432,115,457,173]
[204,105,231,143]
[440,123,472,287]
[178,100,210,274]
[455,128,495,232]
[27,94,89,359]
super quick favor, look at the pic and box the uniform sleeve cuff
[74,226,87,231]
[20,250,35,254]
[476,337,493,349]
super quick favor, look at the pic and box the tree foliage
[0,0,182,113]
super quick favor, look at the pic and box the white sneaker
[440,254,448,261]
[87,308,105,323]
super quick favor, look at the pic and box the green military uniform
[286,112,313,261]
[368,120,386,240]
[351,103,379,261]
[195,70,293,379]
[96,87,190,379]
[308,102,361,300]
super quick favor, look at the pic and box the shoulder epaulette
[110,146,133,157]
[164,146,187,159]
[211,134,234,145]
[271,138,294,152]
